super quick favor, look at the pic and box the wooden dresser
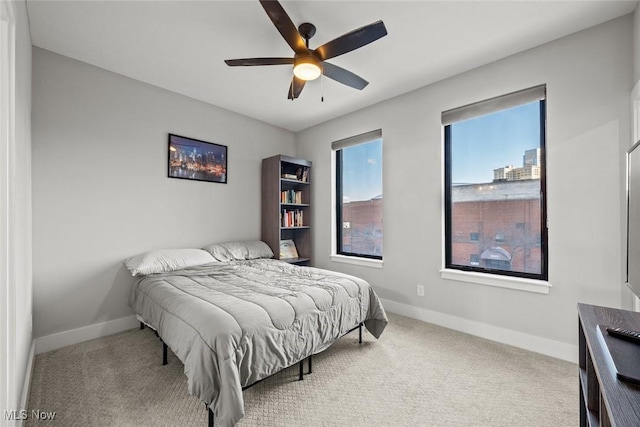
[578,303,640,426]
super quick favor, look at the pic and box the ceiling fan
[224,0,387,100]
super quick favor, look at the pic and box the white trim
[440,268,551,294]
[35,316,139,355]
[381,298,576,363]
[17,340,35,426]
[1,1,17,421]
[330,254,383,269]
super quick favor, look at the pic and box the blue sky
[339,101,540,200]
[451,101,541,184]
[341,138,382,202]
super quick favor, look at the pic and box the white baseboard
[35,315,139,355]
[381,298,577,363]
[17,340,36,427]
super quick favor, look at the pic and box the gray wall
[296,16,633,353]
[31,48,296,338]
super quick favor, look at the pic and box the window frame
[443,89,548,281]
[333,130,383,261]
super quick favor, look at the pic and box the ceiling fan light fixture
[293,56,321,81]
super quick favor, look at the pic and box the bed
[127,242,388,427]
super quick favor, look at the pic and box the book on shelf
[295,167,309,182]
[280,239,299,259]
[281,189,302,204]
[281,209,304,227]
[281,167,309,182]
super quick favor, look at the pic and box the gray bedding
[130,259,387,426]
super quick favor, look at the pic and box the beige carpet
[26,313,578,426]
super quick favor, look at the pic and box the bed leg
[308,354,312,374]
[207,406,214,427]
[162,342,168,366]
[298,359,304,381]
[139,322,144,330]
[359,323,363,344]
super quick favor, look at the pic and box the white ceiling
[26,0,637,132]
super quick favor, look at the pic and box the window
[443,85,547,280]
[333,130,383,259]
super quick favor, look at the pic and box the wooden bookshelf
[261,155,312,266]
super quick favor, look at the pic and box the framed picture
[279,239,299,259]
[168,133,227,184]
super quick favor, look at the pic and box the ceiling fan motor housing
[298,22,316,43]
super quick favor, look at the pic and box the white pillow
[201,243,234,261]
[202,241,274,261]
[125,249,215,276]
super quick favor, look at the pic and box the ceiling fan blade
[287,76,306,99]
[322,62,368,90]
[225,58,294,66]
[259,0,308,55]
[313,20,387,61]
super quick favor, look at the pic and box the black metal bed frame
[140,321,364,426]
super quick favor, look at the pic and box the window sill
[331,254,383,269]
[440,269,551,294]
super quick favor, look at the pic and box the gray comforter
[130,259,387,426]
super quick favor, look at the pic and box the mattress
[130,258,387,426]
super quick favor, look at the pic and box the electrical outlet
[417,285,425,297]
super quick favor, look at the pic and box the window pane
[447,100,546,278]
[338,139,383,258]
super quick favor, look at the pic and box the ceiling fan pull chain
[321,72,324,103]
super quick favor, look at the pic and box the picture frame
[279,239,299,259]
[168,133,227,184]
